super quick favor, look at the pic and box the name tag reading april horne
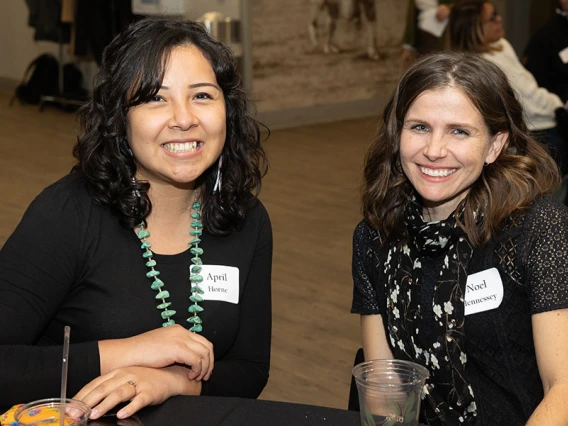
[464,268,503,316]
[195,265,240,304]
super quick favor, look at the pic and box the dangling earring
[131,176,141,198]
[212,155,223,194]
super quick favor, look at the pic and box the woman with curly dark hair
[351,51,568,425]
[0,18,271,419]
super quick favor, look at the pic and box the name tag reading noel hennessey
[464,267,504,316]
[195,265,240,304]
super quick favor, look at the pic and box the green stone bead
[142,250,153,258]
[156,290,170,299]
[189,324,203,333]
[191,266,202,274]
[189,274,203,283]
[191,257,203,265]
[157,302,171,309]
[146,270,160,278]
[189,295,203,303]
[189,238,201,245]
[188,304,204,313]
[187,316,202,324]
[190,247,204,256]
[192,202,201,210]
[162,319,175,327]
[190,212,201,219]
[141,241,151,249]
[151,278,164,290]
[137,229,150,239]
[191,286,205,294]
[146,259,157,267]
[190,229,203,236]
[190,221,203,229]
[161,309,176,319]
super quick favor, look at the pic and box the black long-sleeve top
[524,12,568,103]
[0,173,272,410]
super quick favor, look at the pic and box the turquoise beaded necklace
[136,201,205,333]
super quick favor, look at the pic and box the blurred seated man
[524,0,568,103]
[450,0,568,179]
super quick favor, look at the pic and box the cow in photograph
[308,0,379,60]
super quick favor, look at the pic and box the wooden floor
[0,93,378,409]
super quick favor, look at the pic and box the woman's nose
[423,135,447,160]
[168,102,198,130]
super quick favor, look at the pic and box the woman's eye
[195,92,213,100]
[412,124,428,131]
[149,95,164,102]
[453,128,469,136]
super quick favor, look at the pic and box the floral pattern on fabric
[384,201,477,425]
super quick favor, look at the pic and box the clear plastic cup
[352,359,429,426]
[14,398,91,426]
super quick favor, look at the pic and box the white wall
[0,2,63,82]
[184,0,241,20]
[132,0,240,19]
[0,1,241,84]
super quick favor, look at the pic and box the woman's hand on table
[99,325,214,381]
[75,365,202,420]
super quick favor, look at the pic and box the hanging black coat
[73,0,134,65]
[25,0,70,43]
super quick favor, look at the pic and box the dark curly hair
[72,18,267,235]
[363,51,560,247]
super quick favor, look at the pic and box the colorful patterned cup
[14,398,90,426]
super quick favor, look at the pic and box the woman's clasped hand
[98,325,214,380]
[76,365,199,420]
[77,325,215,419]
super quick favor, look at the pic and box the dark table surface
[88,396,361,426]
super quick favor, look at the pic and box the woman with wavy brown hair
[0,18,271,419]
[351,51,568,425]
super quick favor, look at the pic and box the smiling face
[400,87,507,221]
[482,2,504,44]
[126,44,226,190]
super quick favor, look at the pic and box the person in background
[523,0,568,148]
[0,17,272,420]
[352,51,568,425]
[449,0,568,179]
[523,0,568,103]
[401,0,454,70]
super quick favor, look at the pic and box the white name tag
[196,265,239,304]
[464,268,503,316]
[559,46,568,64]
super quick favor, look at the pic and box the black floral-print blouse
[351,195,568,426]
